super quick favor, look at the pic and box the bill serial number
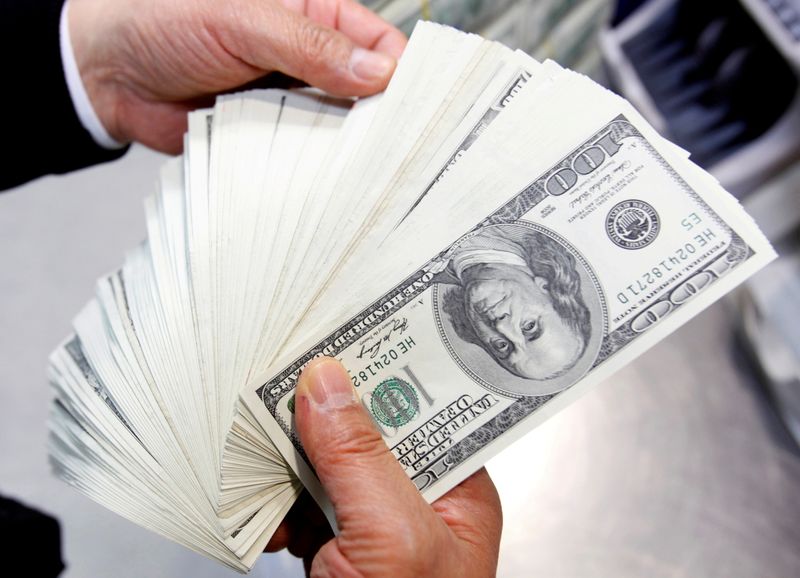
[351,337,416,387]
[616,228,720,304]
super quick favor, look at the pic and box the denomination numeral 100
[545,132,623,197]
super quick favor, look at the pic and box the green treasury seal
[370,377,419,428]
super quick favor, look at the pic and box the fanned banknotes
[47,22,775,572]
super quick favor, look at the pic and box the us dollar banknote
[241,114,774,513]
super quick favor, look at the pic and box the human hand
[272,357,503,577]
[67,0,406,153]
[265,490,334,574]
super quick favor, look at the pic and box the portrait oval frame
[432,221,606,397]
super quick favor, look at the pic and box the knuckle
[315,415,387,469]
[295,22,340,66]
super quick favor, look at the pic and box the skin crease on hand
[67,0,407,153]
[270,357,503,578]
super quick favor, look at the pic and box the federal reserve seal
[606,199,660,249]
[370,377,419,428]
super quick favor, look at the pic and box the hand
[274,357,503,577]
[67,0,406,153]
[265,490,335,575]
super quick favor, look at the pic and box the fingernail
[298,358,356,410]
[349,47,395,82]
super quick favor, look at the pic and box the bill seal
[370,377,419,428]
[606,199,660,249]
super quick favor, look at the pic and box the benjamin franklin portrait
[433,222,602,396]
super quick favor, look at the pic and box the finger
[264,520,291,552]
[288,524,333,561]
[335,0,407,57]
[281,0,407,58]
[431,469,502,575]
[432,468,503,563]
[286,494,334,559]
[231,2,397,97]
[115,99,191,154]
[294,357,430,529]
[309,540,361,578]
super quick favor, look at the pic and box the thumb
[294,358,429,528]
[237,4,398,97]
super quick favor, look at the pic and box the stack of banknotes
[47,22,775,572]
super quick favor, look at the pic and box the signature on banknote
[357,317,410,360]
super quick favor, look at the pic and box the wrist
[64,0,128,147]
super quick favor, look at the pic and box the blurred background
[1,0,798,576]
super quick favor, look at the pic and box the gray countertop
[1,146,798,577]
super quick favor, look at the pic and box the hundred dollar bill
[242,113,774,517]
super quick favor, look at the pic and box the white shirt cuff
[59,0,126,150]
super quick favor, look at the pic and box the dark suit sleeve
[0,0,129,191]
